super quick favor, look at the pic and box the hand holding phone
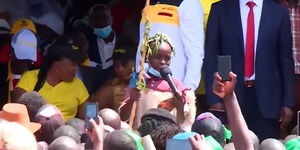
[85,102,99,130]
[218,55,232,82]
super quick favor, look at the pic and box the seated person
[12,40,89,122]
[120,33,196,130]
[90,48,134,111]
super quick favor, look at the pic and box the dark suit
[204,0,295,140]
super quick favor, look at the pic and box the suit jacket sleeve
[204,3,223,106]
[279,8,295,108]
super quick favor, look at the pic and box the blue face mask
[93,25,112,39]
[148,67,162,78]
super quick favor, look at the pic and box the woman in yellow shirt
[13,40,89,122]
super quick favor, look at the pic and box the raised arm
[212,72,253,150]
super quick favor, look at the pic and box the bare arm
[90,84,114,110]
[77,99,89,120]
[212,72,253,150]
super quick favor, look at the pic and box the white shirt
[240,0,263,80]
[95,36,115,69]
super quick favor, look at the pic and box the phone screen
[87,105,97,118]
[218,55,232,81]
[85,102,98,130]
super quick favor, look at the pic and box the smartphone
[218,55,232,81]
[85,102,99,130]
[297,111,300,136]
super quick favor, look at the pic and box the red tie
[245,1,255,78]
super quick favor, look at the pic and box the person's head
[138,108,177,137]
[150,124,183,150]
[259,138,286,150]
[146,33,175,75]
[113,48,134,81]
[98,108,121,130]
[65,118,85,136]
[49,136,79,150]
[191,112,225,146]
[10,29,37,74]
[52,125,80,143]
[11,19,37,34]
[104,130,143,150]
[248,130,259,150]
[285,134,298,143]
[17,91,46,121]
[0,121,38,150]
[35,104,64,144]
[33,40,85,91]
[37,141,48,150]
[89,4,113,39]
[121,121,132,130]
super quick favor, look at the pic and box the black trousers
[241,86,280,141]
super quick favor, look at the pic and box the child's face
[114,60,134,81]
[148,42,172,71]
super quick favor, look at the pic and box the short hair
[192,118,225,146]
[65,118,85,136]
[88,4,112,26]
[259,138,285,150]
[52,125,80,143]
[98,108,121,130]
[35,104,64,144]
[17,91,46,121]
[138,108,177,137]
[0,121,38,150]
[104,130,139,150]
[150,124,183,150]
[49,136,79,150]
[248,130,259,150]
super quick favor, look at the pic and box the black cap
[47,42,86,64]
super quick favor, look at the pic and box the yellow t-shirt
[201,0,221,30]
[16,70,89,122]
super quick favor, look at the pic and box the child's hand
[171,94,185,110]
[189,134,213,150]
[130,87,141,101]
[212,72,237,99]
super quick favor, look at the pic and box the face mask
[148,67,161,78]
[93,25,112,39]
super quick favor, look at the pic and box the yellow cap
[11,19,37,34]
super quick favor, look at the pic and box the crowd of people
[0,0,300,149]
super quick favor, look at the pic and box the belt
[244,80,255,87]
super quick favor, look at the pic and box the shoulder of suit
[264,0,290,13]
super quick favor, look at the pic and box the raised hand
[212,72,237,99]
[189,134,213,150]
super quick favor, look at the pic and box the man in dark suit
[204,0,295,140]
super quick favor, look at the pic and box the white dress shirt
[240,0,263,80]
